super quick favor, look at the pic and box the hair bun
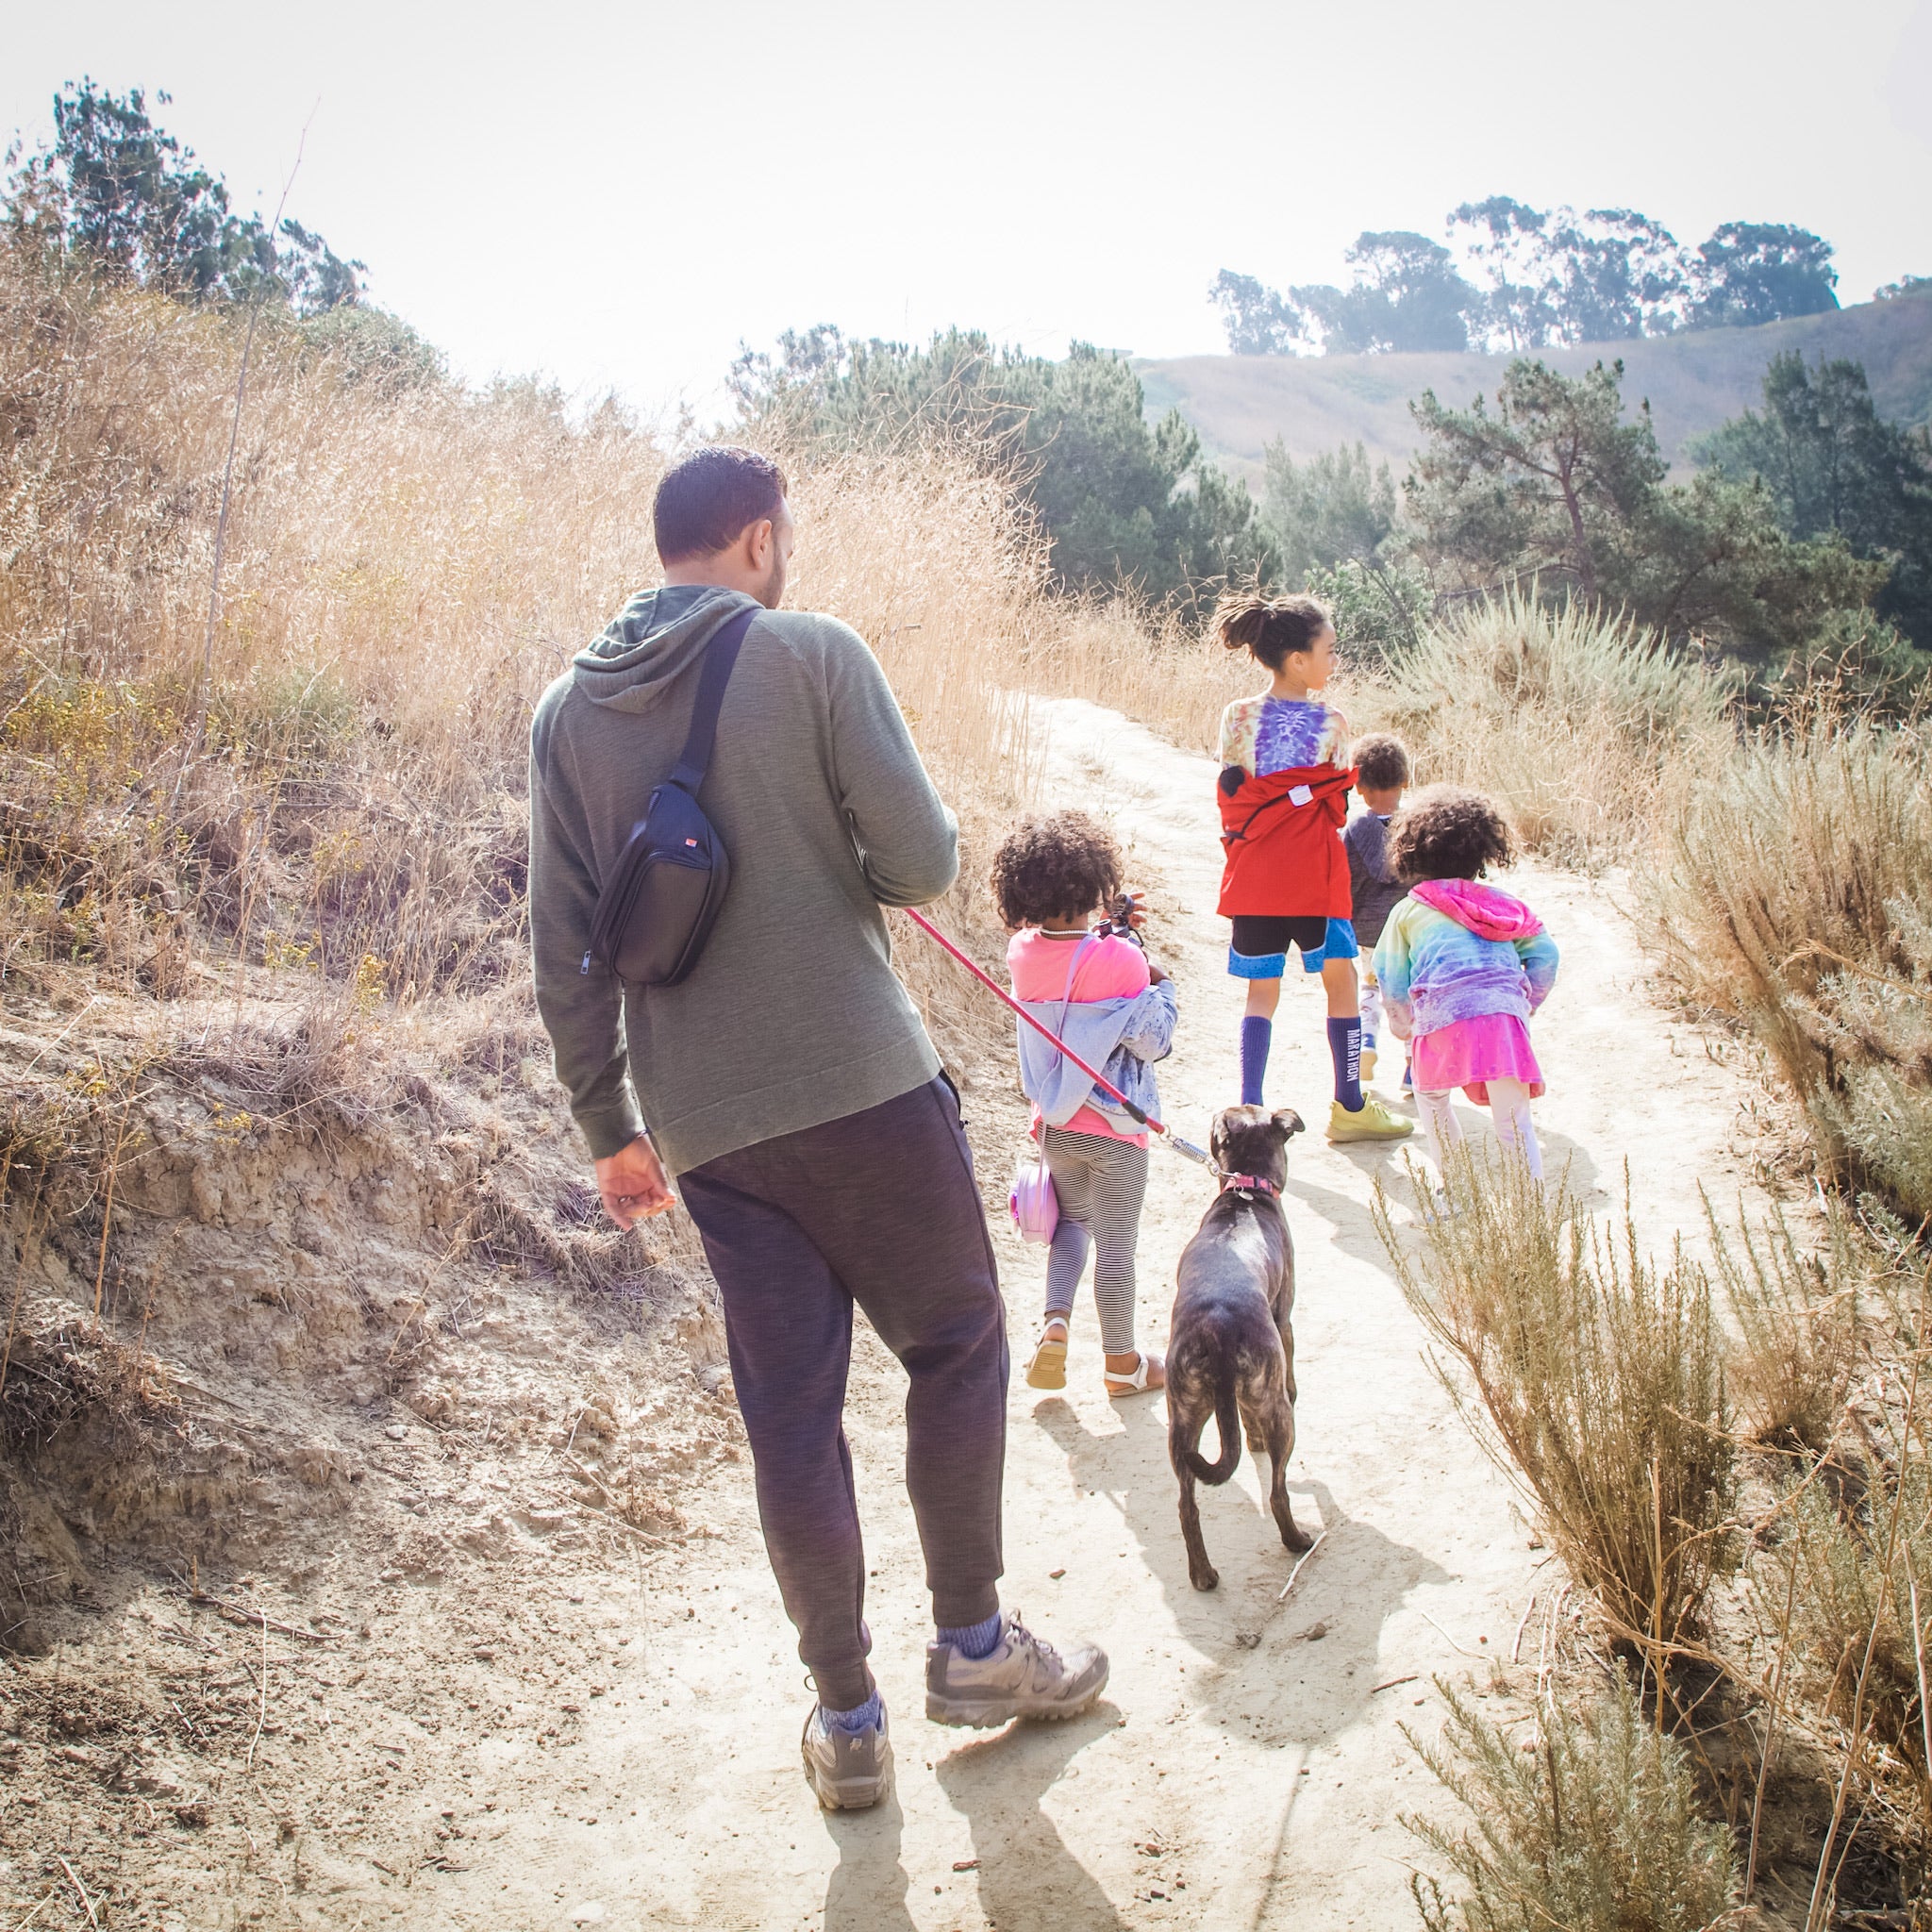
[1210,590,1332,671]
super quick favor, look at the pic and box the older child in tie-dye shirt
[1213,591,1411,1144]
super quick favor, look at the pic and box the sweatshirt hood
[571,584,761,713]
[1410,878,1543,941]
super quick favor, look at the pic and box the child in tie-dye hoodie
[1373,786,1559,1181]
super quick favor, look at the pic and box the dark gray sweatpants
[677,1075,1008,1710]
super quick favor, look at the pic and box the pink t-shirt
[1007,928,1153,1144]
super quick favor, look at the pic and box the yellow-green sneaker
[1327,1096,1414,1142]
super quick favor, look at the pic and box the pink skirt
[1410,1013,1544,1104]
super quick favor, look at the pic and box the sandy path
[413,697,1771,1931]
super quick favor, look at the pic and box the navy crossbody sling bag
[585,606,757,988]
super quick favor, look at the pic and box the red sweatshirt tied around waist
[1217,764,1357,920]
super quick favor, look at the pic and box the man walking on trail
[527,446,1108,1809]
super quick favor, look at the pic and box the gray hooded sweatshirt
[528,585,958,1175]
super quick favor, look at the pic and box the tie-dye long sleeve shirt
[1217,694,1344,778]
[1373,887,1560,1041]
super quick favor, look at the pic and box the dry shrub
[0,239,1084,1048]
[157,983,391,1138]
[1406,1674,1741,1932]
[1777,1471,1932,1787]
[1368,589,1733,864]
[0,1301,183,1455]
[1711,1197,1860,1455]
[1406,1676,1754,1932]
[1763,1254,1932,1794]
[1644,721,1932,1217]
[1375,1152,1738,1660]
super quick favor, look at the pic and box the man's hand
[594,1133,676,1230]
[1146,959,1170,985]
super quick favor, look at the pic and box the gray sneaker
[801,1703,891,1810]
[924,1611,1108,1728]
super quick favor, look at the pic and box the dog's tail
[1180,1359,1242,1486]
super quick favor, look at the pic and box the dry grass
[1369,590,1734,865]
[1375,1152,1738,1668]
[1643,720,1932,1218]
[0,242,1067,1065]
[1405,1674,1741,1932]
[1712,1198,1861,1457]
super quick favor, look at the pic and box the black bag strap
[665,607,758,792]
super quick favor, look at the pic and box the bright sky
[7,0,1929,417]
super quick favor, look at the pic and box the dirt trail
[314,693,1770,1932]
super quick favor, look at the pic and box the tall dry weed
[1370,589,1733,864]
[1375,1152,1738,1666]
[1711,1197,1860,1456]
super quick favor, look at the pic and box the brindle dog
[1166,1105,1312,1591]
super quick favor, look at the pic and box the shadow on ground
[1032,1389,1449,1754]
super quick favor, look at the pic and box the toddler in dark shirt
[1343,733,1411,1087]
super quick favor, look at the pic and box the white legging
[1359,973,1383,1042]
[1417,1078,1543,1180]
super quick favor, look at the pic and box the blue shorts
[1227,915,1359,980]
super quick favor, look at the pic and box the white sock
[1417,1089,1461,1170]
[1488,1078,1543,1180]
[1359,977,1383,1046]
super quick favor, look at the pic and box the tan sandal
[1104,1351,1165,1398]
[1025,1320,1069,1391]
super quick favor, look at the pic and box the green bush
[1406,1674,1740,1932]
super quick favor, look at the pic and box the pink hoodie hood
[1410,878,1544,941]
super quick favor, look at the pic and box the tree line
[1267,347,1932,703]
[1208,199,1909,358]
[17,80,1928,698]
[727,326,1281,608]
[5,78,441,384]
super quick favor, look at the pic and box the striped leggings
[1041,1125,1149,1355]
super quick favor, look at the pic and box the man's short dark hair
[654,446,788,563]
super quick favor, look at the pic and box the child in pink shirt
[992,812,1177,1397]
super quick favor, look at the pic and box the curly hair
[990,811,1124,930]
[1350,732,1410,792]
[1211,591,1332,672]
[1387,784,1515,883]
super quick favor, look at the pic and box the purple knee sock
[1240,1017,1272,1106]
[1327,1016,1363,1112]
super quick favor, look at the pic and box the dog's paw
[1190,1565,1220,1592]
[1279,1524,1315,1554]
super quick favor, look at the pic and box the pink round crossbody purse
[1007,934,1095,1246]
[1008,1148,1058,1245]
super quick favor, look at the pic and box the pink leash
[901,908,1214,1171]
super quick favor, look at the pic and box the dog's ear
[1271,1108,1306,1141]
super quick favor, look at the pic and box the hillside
[1140,288,1932,487]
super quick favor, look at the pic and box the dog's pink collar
[1221,1173,1279,1198]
